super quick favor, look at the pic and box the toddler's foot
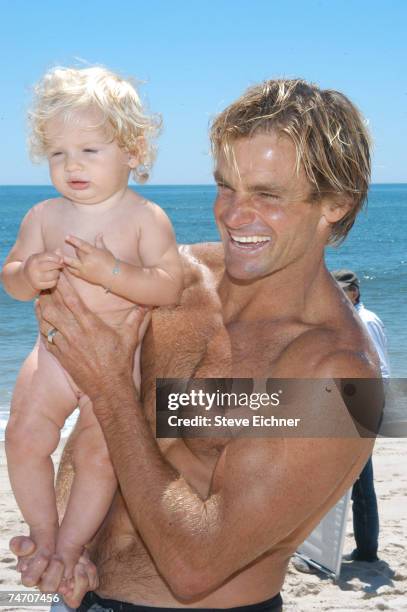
[56,540,84,582]
[18,530,57,588]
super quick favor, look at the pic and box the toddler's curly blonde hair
[29,66,161,183]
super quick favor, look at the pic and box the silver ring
[47,328,58,344]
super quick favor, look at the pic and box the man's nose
[222,194,256,227]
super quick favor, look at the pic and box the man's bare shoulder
[178,242,224,293]
[281,300,380,379]
[180,242,224,270]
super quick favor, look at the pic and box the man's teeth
[230,235,271,244]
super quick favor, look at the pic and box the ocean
[1,184,406,439]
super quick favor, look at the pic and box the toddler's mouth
[68,181,90,190]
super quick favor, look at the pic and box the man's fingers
[77,554,99,590]
[65,235,93,254]
[39,286,72,330]
[123,306,151,343]
[38,556,65,593]
[21,552,50,587]
[10,535,35,559]
[55,273,95,326]
[62,562,90,608]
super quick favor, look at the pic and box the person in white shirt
[333,269,390,562]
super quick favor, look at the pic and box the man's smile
[228,232,272,251]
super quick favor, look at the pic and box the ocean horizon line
[1,183,407,188]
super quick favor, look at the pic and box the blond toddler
[2,66,183,586]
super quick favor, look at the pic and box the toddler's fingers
[95,233,107,250]
[65,235,93,254]
[38,280,59,290]
[63,256,81,269]
[39,259,64,271]
[64,266,82,278]
[39,270,61,282]
[38,252,63,264]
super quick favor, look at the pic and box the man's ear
[320,194,353,224]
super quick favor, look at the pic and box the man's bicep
[214,437,372,573]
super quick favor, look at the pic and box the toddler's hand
[64,234,116,287]
[23,250,64,291]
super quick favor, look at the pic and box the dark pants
[78,592,283,612]
[351,456,379,560]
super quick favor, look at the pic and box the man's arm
[37,277,378,600]
[64,205,183,306]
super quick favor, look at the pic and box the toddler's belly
[61,273,141,325]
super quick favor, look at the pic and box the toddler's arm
[64,204,183,306]
[1,204,63,301]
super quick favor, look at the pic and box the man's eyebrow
[213,171,229,185]
[246,183,285,193]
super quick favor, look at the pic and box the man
[334,269,390,562]
[10,79,382,611]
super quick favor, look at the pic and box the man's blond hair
[210,79,371,244]
[29,66,161,183]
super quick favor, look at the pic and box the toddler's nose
[64,155,83,172]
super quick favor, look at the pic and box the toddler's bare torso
[38,194,147,321]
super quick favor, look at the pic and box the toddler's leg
[56,398,116,580]
[56,309,150,579]
[5,340,78,585]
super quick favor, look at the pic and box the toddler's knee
[5,417,58,458]
[6,418,35,456]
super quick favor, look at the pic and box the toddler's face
[45,108,137,205]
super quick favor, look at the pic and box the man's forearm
[1,261,38,301]
[91,379,215,597]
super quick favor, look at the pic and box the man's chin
[225,264,264,283]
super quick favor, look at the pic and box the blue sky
[0,0,406,185]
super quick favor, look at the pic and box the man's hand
[36,273,149,400]
[23,250,63,291]
[9,535,98,607]
[64,234,116,287]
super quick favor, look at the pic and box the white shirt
[355,302,390,378]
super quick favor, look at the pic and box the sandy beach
[1,438,406,611]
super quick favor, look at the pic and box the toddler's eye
[51,152,62,157]
[84,148,98,153]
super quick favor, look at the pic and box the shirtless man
[10,79,381,611]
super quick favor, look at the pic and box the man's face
[213,132,327,281]
[343,285,359,305]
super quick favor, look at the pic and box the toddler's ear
[127,135,147,169]
[128,154,138,169]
